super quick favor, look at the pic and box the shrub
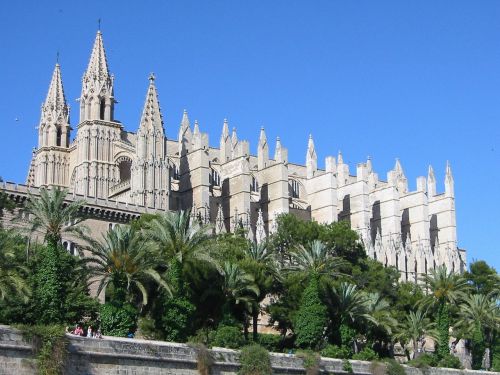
[321,344,351,359]
[352,347,378,361]
[294,274,328,349]
[189,327,216,346]
[370,361,387,375]
[191,343,214,375]
[407,353,438,368]
[137,316,162,340]
[18,324,67,375]
[342,359,353,373]
[436,354,462,369]
[99,302,137,337]
[239,344,272,375]
[161,295,196,342]
[212,325,245,349]
[385,359,406,375]
[256,333,281,352]
[297,349,320,375]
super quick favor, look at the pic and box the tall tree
[419,265,469,359]
[395,309,436,359]
[23,187,84,323]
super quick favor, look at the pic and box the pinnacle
[45,63,67,109]
[85,30,110,79]
[181,110,190,128]
[139,76,163,132]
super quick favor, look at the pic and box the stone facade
[19,30,467,280]
[0,325,494,375]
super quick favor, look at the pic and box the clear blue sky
[0,1,499,270]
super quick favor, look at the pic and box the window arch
[289,179,301,198]
[251,175,259,193]
[210,168,221,187]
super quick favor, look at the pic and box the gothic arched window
[210,168,221,187]
[289,179,300,198]
[251,176,259,193]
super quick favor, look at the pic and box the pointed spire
[138,74,164,134]
[231,127,238,147]
[178,110,192,155]
[394,158,403,174]
[444,161,454,198]
[258,126,269,169]
[428,165,436,197]
[256,208,266,244]
[45,63,67,109]
[306,134,317,178]
[366,156,372,174]
[338,150,344,164]
[86,30,110,79]
[274,137,282,161]
[220,119,231,162]
[193,120,200,136]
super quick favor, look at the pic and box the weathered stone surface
[1,325,497,375]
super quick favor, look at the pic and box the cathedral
[5,30,465,280]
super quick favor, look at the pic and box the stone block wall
[1,325,497,375]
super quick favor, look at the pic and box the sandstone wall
[0,325,496,375]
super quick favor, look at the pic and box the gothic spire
[138,74,164,135]
[306,134,317,178]
[85,30,110,79]
[193,120,200,136]
[220,119,231,163]
[428,165,436,197]
[338,150,344,164]
[45,63,67,110]
[178,110,192,155]
[257,126,269,169]
[444,161,454,197]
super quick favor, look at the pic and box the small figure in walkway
[73,325,84,336]
[87,325,93,338]
[94,329,103,339]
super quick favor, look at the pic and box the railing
[109,179,131,196]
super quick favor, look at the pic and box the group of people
[67,324,103,339]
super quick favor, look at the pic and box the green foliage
[212,325,245,349]
[321,344,351,359]
[162,295,196,342]
[17,324,67,375]
[436,303,450,359]
[238,344,272,375]
[436,354,462,369]
[464,260,499,295]
[255,333,281,352]
[342,359,354,373]
[352,347,378,361]
[294,274,327,349]
[471,322,486,369]
[297,349,320,375]
[384,359,406,375]
[33,242,64,324]
[407,353,438,368]
[137,316,162,340]
[99,302,137,337]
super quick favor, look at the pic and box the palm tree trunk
[252,304,259,342]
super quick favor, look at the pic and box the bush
[212,325,245,349]
[436,354,462,369]
[189,327,216,346]
[294,275,328,349]
[239,344,272,375]
[161,295,195,342]
[99,302,137,337]
[17,324,67,375]
[342,359,353,373]
[191,343,214,375]
[407,353,438,368]
[352,347,378,361]
[297,349,320,375]
[321,344,351,359]
[256,333,281,352]
[385,359,406,375]
[137,316,162,340]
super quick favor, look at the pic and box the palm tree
[23,187,85,247]
[22,187,85,323]
[0,230,29,301]
[419,265,469,359]
[456,293,500,369]
[365,292,398,336]
[395,309,436,359]
[82,225,170,306]
[289,240,347,278]
[144,210,217,279]
[242,241,278,340]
